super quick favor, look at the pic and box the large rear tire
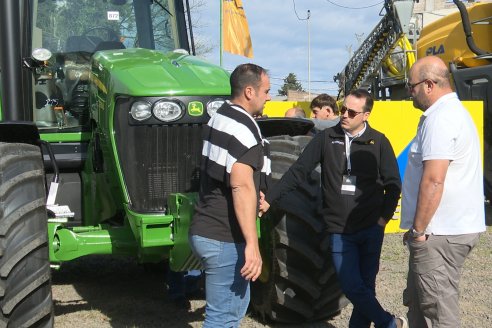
[0,142,54,327]
[251,136,348,323]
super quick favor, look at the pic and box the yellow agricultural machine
[416,0,492,222]
[336,0,491,222]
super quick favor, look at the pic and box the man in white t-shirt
[400,56,486,327]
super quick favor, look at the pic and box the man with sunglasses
[400,56,485,327]
[260,89,405,328]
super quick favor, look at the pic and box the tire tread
[0,142,53,327]
[251,136,346,323]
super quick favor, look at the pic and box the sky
[192,0,388,97]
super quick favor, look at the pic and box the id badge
[341,175,356,195]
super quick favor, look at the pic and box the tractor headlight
[153,100,183,122]
[207,99,225,117]
[130,101,152,121]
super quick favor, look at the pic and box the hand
[258,192,270,217]
[413,234,426,242]
[403,230,410,245]
[240,243,262,281]
[403,230,426,245]
[377,217,387,227]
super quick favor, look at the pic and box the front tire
[0,142,54,327]
[251,136,348,323]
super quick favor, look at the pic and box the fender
[0,121,40,145]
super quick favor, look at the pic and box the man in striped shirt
[189,63,271,327]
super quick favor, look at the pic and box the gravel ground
[52,227,492,327]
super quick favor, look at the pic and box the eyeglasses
[405,79,437,91]
[340,106,363,118]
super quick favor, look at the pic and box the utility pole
[345,44,353,59]
[292,1,311,100]
[307,10,311,101]
[355,33,365,46]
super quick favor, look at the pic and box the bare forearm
[232,183,258,244]
[230,162,262,281]
[413,176,444,231]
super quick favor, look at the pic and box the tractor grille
[115,108,203,213]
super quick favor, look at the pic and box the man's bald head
[410,56,451,90]
[285,107,306,118]
[408,56,453,110]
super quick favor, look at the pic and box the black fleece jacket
[266,123,401,233]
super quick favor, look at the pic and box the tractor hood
[92,48,231,96]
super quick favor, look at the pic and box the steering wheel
[82,26,119,48]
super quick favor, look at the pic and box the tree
[188,0,215,57]
[36,0,211,54]
[278,73,304,96]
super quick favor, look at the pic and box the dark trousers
[329,224,394,328]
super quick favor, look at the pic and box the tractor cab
[32,0,190,130]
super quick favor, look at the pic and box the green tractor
[0,0,346,325]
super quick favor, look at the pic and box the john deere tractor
[0,0,346,326]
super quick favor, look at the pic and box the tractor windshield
[32,0,190,130]
[35,0,187,54]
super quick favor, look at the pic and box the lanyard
[344,124,367,175]
[344,134,355,175]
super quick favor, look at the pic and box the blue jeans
[329,223,395,328]
[189,235,249,328]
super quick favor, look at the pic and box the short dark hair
[347,89,374,112]
[310,93,339,115]
[230,63,268,99]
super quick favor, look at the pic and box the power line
[225,68,338,88]
[312,88,339,91]
[292,0,309,21]
[222,72,335,84]
[270,76,334,83]
[292,0,312,100]
[325,0,384,10]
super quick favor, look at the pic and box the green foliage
[278,73,304,96]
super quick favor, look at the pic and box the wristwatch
[409,228,425,238]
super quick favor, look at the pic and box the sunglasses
[405,79,437,91]
[340,106,363,118]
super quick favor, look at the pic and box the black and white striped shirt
[201,101,271,188]
[190,101,271,242]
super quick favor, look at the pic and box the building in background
[410,0,492,43]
